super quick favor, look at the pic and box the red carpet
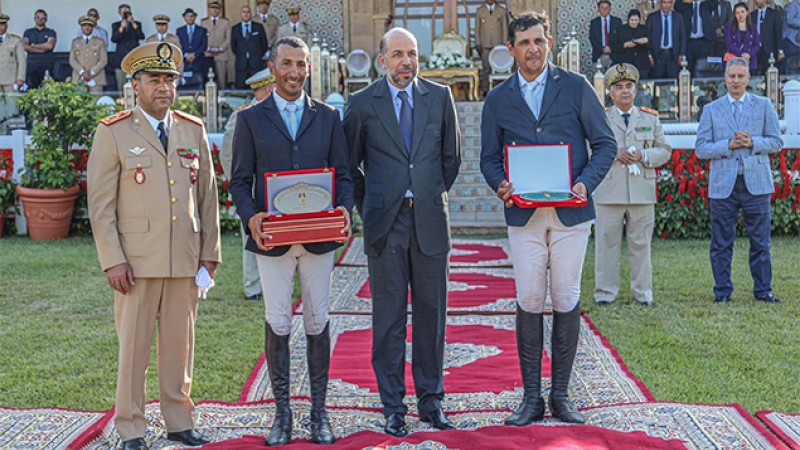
[337,237,512,267]
[757,410,800,449]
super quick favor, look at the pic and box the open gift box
[504,144,586,208]
[261,168,346,247]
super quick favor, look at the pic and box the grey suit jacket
[695,93,782,199]
[344,77,462,257]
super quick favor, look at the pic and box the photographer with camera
[111,3,144,91]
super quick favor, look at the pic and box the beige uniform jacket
[201,17,230,61]
[594,106,672,205]
[145,33,184,72]
[0,34,26,85]
[475,4,508,50]
[276,21,310,45]
[88,107,221,278]
[220,100,260,177]
[254,13,280,48]
[69,36,108,87]
[637,0,661,23]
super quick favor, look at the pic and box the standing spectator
[726,3,761,70]
[231,5,268,89]
[638,0,662,22]
[146,15,184,76]
[612,9,652,78]
[176,8,209,90]
[475,0,509,96]
[277,7,311,45]
[711,0,734,56]
[480,11,615,426]
[254,0,280,51]
[594,63,671,306]
[783,0,800,60]
[22,9,57,89]
[201,1,231,88]
[0,14,26,122]
[647,0,686,78]
[590,0,623,71]
[674,0,720,75]
[752,0,784,73]
[695,57,782,304]
[111,4,144,91]
[69,15,107,93]
[343,27,461,436]
[74,9,109,48]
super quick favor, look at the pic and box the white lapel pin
[129,146,146,155]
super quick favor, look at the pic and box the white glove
[195,266,216,299]
[627,146,641,176]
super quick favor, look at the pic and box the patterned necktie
[733,100,742,126]
[622,113,630,127]
[397,90,413,153]
[285,103,298,140]
[525,81,542,120]
[157,121,169,150]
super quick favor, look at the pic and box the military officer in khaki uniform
[201,1,231,88]
[146,15,184,74]
[87,42,220,450]
[254,0,280,51]
[594,63,671,306]
[276,7,310,45]
[69,16,107,93]
[0,14,26,124]
[636,0,661,23]
[220,68,275,301]
[475,0,508,95]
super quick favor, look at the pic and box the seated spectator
[726,2,761,70]
[612,9,652,78]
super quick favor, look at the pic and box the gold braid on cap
[249,76,276,89]
[130,43,178,74]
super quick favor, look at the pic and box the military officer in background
[146,15,184,74]
[277,6,310,45]
[254,0,280,52]
[594,63,671,306]
[636,0,660,23]
[475,0,508,96]
[87,41,220,450]
[69,15,107,93]
[201,1,231,88]
[0,14,26,126]
[220,67,275,301]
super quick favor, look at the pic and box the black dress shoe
[756,293,781,304]
[166,429,210,447]
[713,295,730,304]
[595,299,612,306]
[384,413,408,437]
[420,408,456,430]
[504,396,545,426]
[122,438,148,450]
[246,293,262,301]
[549,396,585,424]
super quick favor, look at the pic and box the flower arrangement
[426,52,473,70]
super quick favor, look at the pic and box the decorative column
[783,79,800,134]
[593,60,605,104]
[320,40,330,98]
[677,57,691,122]
[567,28,580,73]
[310,34,322,100]
[766,53,780,114]
[330,45,340,94]
[123,74,135,110]
[204,68,218,133]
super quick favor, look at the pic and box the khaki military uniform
[254,13,280,49]
[636,0,660,23]
[145,34,184,73]
[276,21,310,45]
[69,36,107,93]
[201,16,231,88]
[0,33,26,119]
[475,3,508,94]
[87,107,221,441]
[594,106,671,305]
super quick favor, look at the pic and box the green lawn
[0,233,798,414]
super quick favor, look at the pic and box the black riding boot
[265,322,293,446]
[505,305,546,426]
[549,304,585,423]
[307,322,336,444]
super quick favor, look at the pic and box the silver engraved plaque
[273,182,332,214]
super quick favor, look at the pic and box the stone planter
[16,184,80,240]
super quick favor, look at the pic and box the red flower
[660,232,668,239]
[666,194,673,201]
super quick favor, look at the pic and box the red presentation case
[504,144,586,208]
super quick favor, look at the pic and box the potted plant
[16,80,105,240]
[0,154,14,238]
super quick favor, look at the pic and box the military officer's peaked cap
[286,6,301,14]
[79,15,97,27]
[153,14,171,24]
[257,0,272,5]
[605,63,639,88]
[245,67,275,89]
[122,41,183,76]
[208,1,223,8]
[0,14,10,24]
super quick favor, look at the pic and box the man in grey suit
[696,57,783,304]
[343,27,461,437]
[480,11,616,425]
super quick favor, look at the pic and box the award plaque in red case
[261,168,345,247]
[504,144,587,208]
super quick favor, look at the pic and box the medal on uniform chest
[190,167,198,185]
[134,164,146,184]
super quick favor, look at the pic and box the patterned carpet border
[757,410,800,449]
[0,406,108,450]
[337,237,512,267]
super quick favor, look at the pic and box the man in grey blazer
[480,11,616,425]
[696,57,783,304]
[343,27,461,437]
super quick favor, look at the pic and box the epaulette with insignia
[236,103,254,111]
[99,110,132,126]
[173,110,204,126]
[640,107,658,116]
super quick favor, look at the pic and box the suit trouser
[241,222,262,297]
[114,277,199,441]
[709,176,772,297]
[213,60,229,88]
[255,245,333,336]
[594,203,655,304]
[236,66,261,90]
[507,208,591,314]
[686,38,712,75]
[479,47,494,93]
[369,200,448,417]
[652,50,679,78]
